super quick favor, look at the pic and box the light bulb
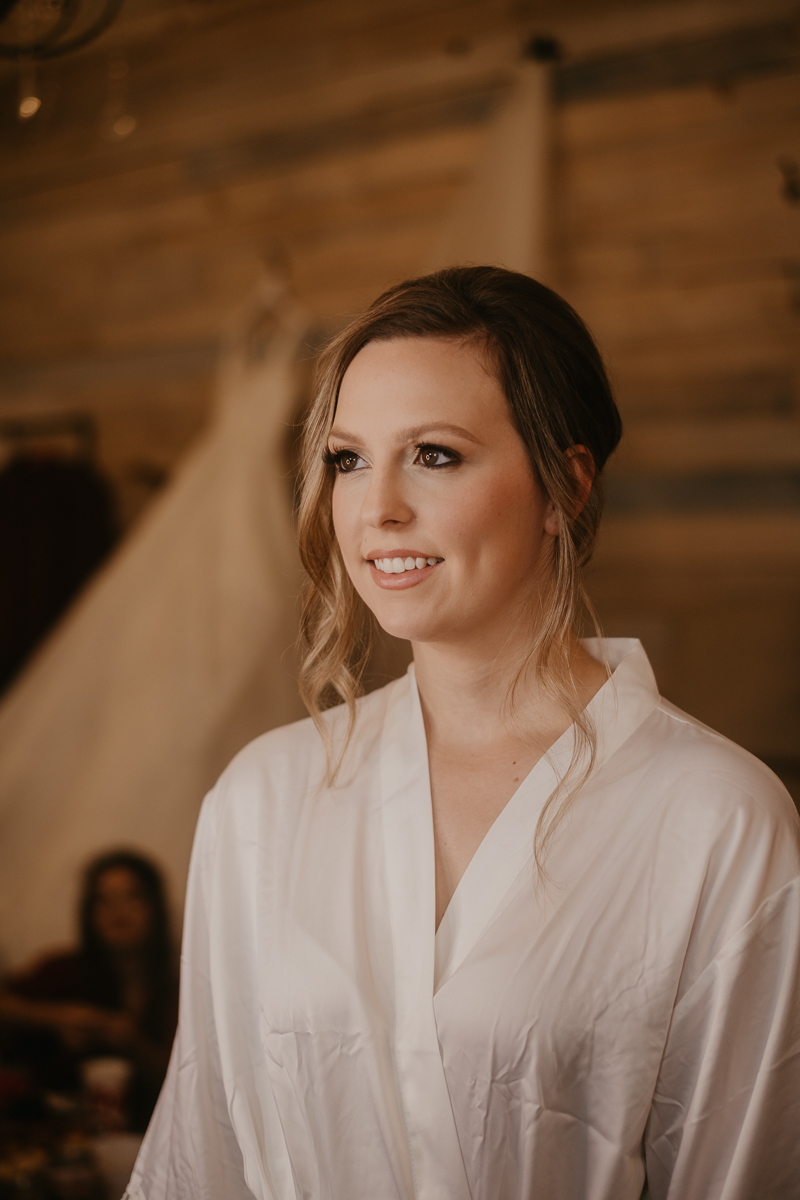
[19,95,41,119]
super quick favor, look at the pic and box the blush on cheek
[330,502,355,570]
[331,484,364,544]
[463,474,543,540]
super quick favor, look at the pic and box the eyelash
[415,444,460,469]
[322,448,349,470]
[324,443,461,473]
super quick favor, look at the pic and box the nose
[360,462,414,529]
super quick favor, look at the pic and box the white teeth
[372,556,440,573]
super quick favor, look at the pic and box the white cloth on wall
[125,639,800,1200]
[0,281,309,969]
[425,60,551,279]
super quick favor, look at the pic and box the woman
[1,850,178,1130]
[127,267,800,1199]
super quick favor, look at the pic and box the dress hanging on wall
[0,278,309,967]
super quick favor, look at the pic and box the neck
[411,629,607,755]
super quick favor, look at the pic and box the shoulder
[187,677,411,903]
[201,674,408,831]
[630,702,800,999]
[642,698,797,828]
[218,676,399,791]
[610,698,800,912]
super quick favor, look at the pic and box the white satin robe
[125,640,800,1200]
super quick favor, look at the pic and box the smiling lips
[367,553,442,587]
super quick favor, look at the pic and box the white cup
[81,1056,133,1129]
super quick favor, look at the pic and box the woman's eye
[327,449,365,473]
[416,445,457,469]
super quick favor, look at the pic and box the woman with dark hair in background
[129,267,799,1199]
[0,850,178,1130]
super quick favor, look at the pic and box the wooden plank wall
[0,0,798,789]
[556,66,800,787]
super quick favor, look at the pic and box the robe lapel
[434,639,661,992]
[379,668,473,1200]
[433,726,569,992]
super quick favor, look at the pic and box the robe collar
[432,638,661,990]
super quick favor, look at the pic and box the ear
[542,445,596,537]
[566,445,596,517]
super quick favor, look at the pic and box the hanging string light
[1,0,125,121]
[17,58,40,118]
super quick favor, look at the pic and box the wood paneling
[553,62,800,780]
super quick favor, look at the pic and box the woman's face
[92,867,153,953]
[329,336,558,650]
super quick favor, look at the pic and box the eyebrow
[327,423,481,446]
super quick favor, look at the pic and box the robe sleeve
[644,875,800,1200]
[123,788,275,1200]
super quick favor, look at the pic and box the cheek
[331,483,355,553]
[330,488,346,557]
[448,470,544,561]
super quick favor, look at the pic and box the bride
[126,266,800,1200]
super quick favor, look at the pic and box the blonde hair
[297,267,622,864]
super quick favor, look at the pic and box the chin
[370,605,449,646]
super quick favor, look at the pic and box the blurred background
[0,0,798,1178]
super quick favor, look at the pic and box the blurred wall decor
[1,0,126,127]
[0,0,798,963]
[0,0,124,64]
